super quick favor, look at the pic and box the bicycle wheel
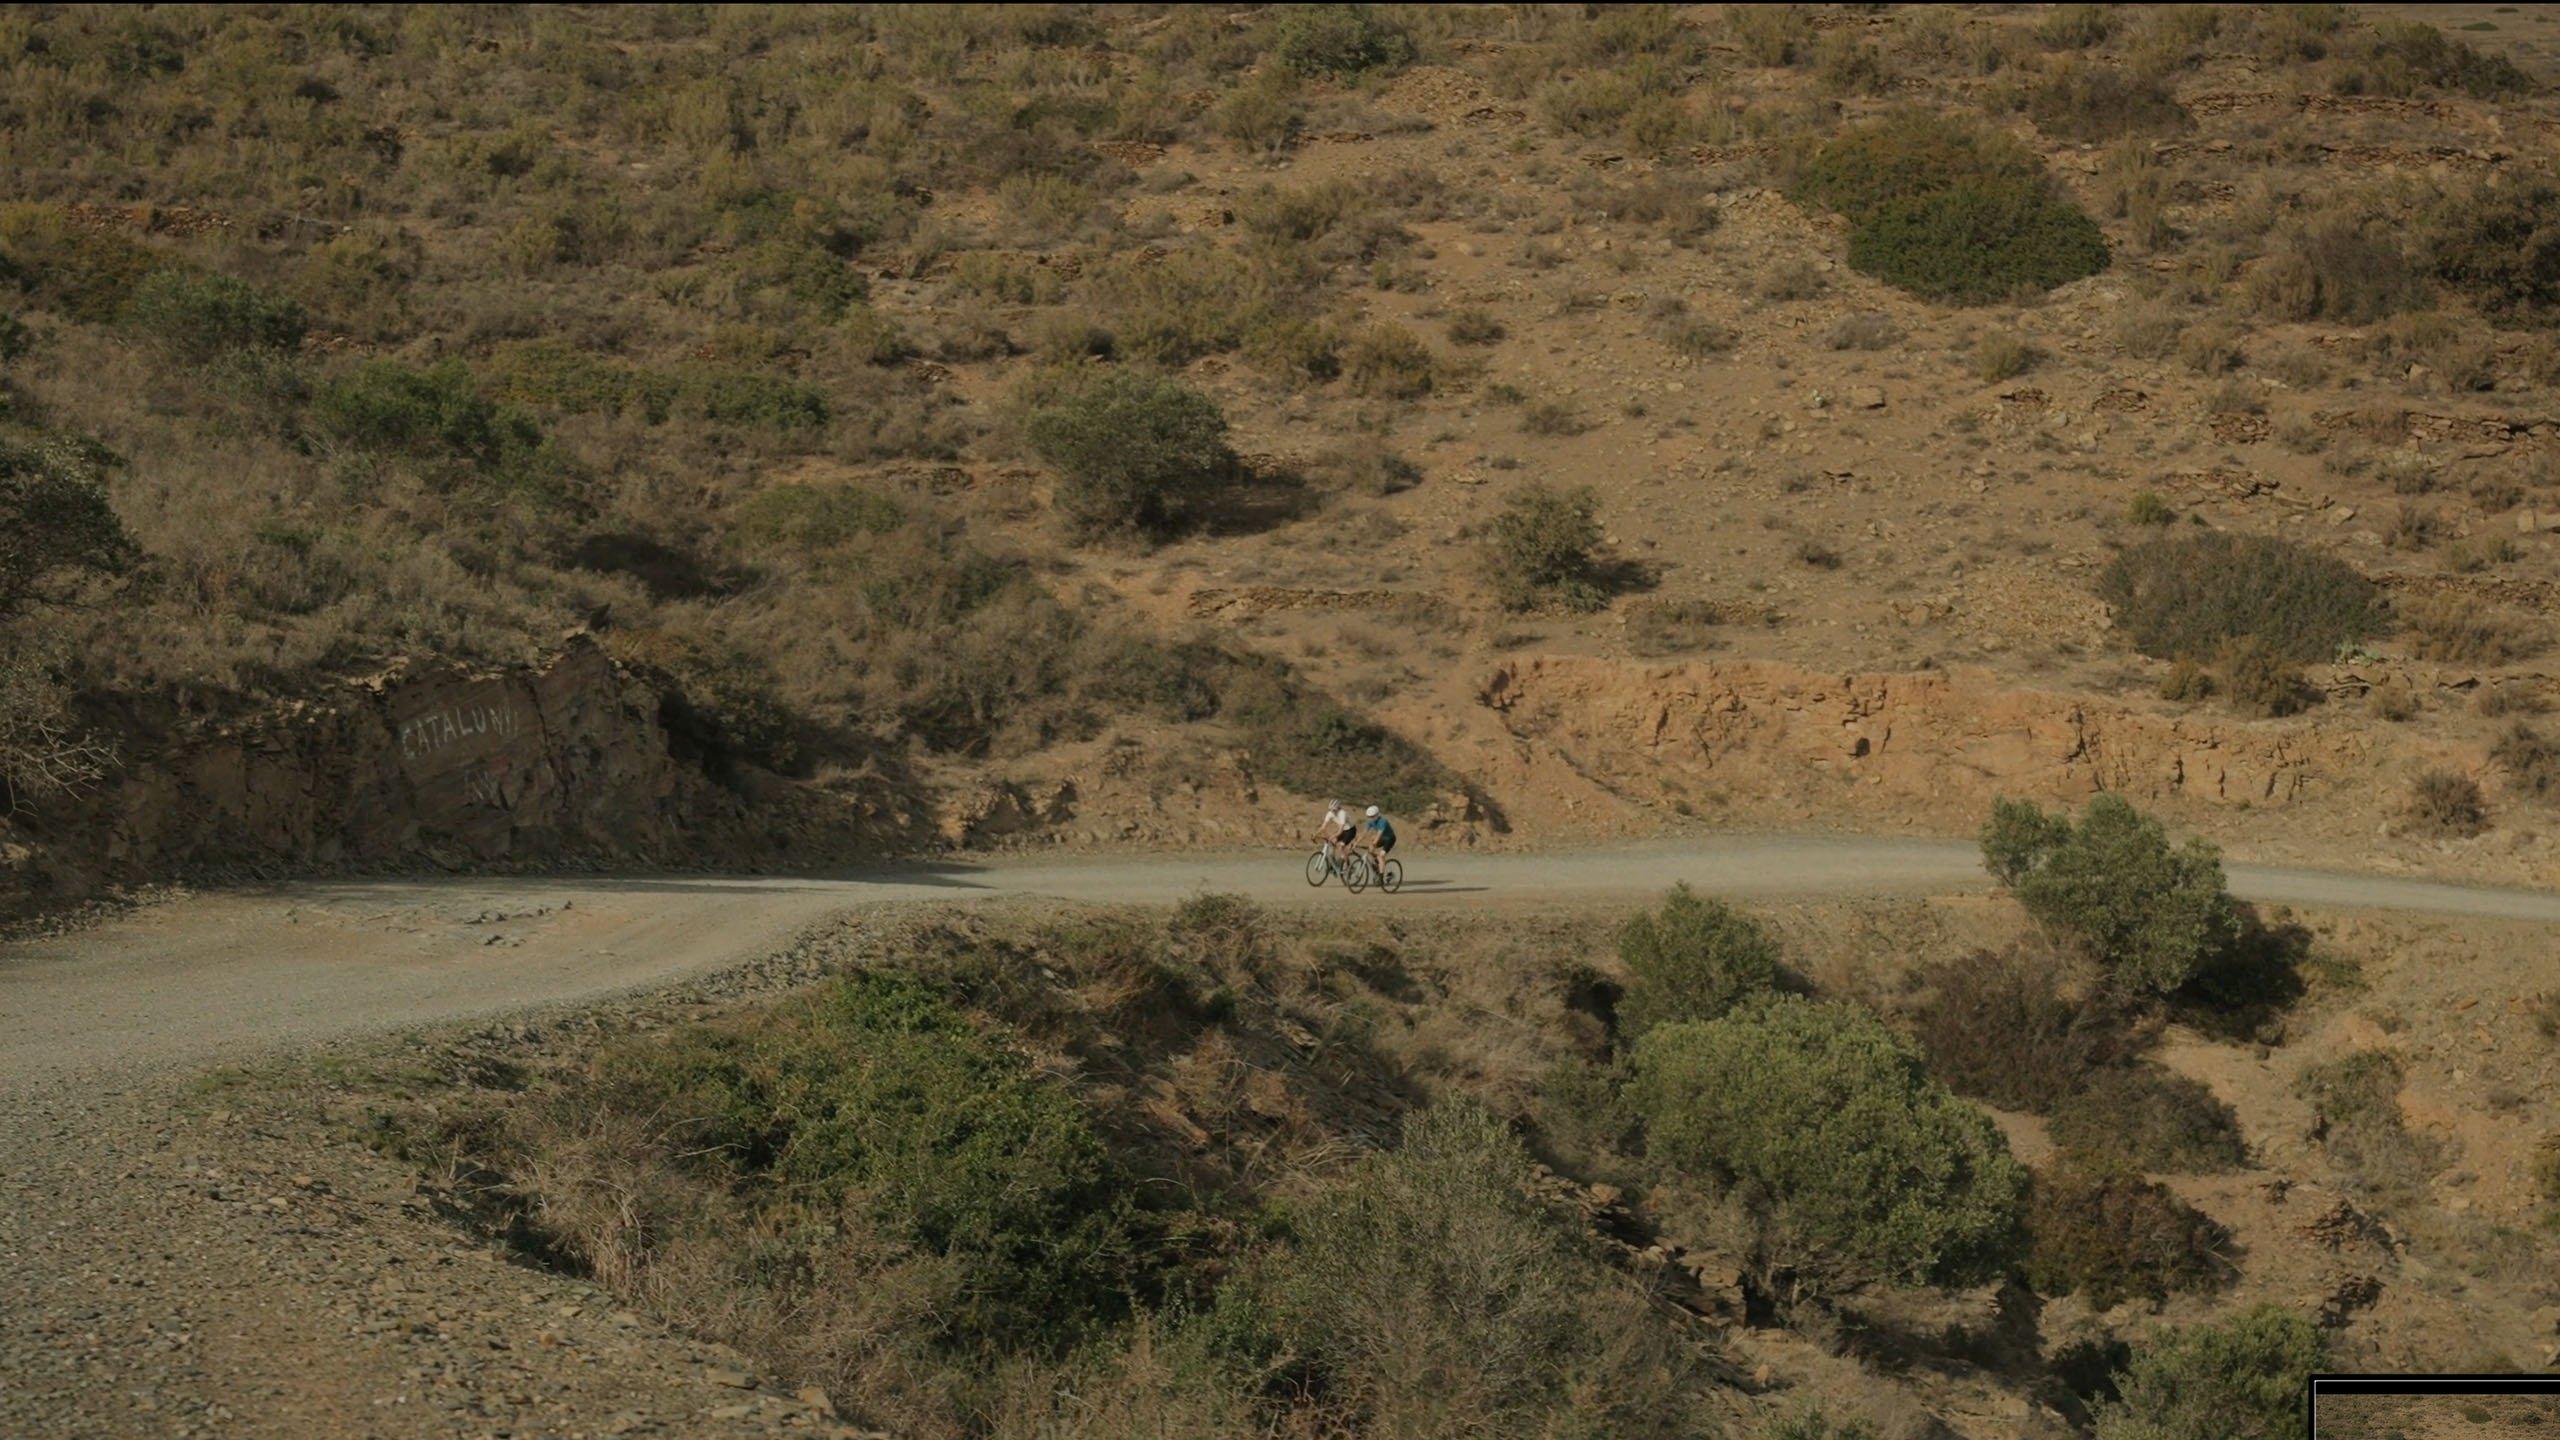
[1379,858,1403,893]
[1344,854,1370,892]
[1306,850,1332,887]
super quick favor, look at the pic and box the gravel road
[6,835,2558,1437]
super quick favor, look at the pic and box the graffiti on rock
[398,701,522,762]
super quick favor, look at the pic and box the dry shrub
[1910,948,2138,1112]
[2400,597,2543,665]
[2492,721,2560,800]
[2295,1050,2448,1205]
[1625,597,1722,657]
[1340,323,1435,399]
[2019,61,2191,142]
[2244,213,2422,324]
[2401,770,2488,838]
[2025,1158,2232,1308]
[2048,1066,2248,1174]
[2215,633,2313,716]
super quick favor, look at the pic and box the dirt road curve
[9,834,2560,1086]
[6,835,2559,1439]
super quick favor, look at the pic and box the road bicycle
[1306,845,1401,894]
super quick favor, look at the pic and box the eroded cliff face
[1473,656,2406,829]
[2,638,876,913]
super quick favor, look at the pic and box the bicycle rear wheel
[1306,850,1332,887]
[1379,858,1403,893]
[1344,854,1370,892]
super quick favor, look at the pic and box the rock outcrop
[3,638,880,914]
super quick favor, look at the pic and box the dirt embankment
[0,638,892,916]
[1475,655,2422,831]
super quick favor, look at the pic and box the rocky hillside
[9,3,2560,908]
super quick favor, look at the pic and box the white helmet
[1326,798,1341,809]
[1365,805,1381,817]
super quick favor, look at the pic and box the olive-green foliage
[732,480,904,551]
[2335,19,2530,98]
[119,268,306,361]
[1631,995,2028,1288]
[2020,61,2191,142]
[2025,1158,2230,1308]
[2093,1305,2323,1440]
[1271,1099,1710,1438]
[2048,1066,2248,1174]
[1482,481,1608,613]
[1617,885,1782,1040]
[2096,530,2385,665]
[1981,796,2238,995]
[2419,176,2560,316]
[1762,1410,1877,1440]
[593,970,1145,1348]
[1025,370,1235,538]
[1267,4,1414,79]
[485,342,828,431]
[2245,214,2423,323]
[314,359,561,492]
[1789,113,2041,223]
[1847,177,2110,304]
[1791,113,2106,303]
[1220,656,1450,814]
[1910,948,2134,1112]
[0,431,136,619]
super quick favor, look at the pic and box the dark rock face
[5,638,876,913]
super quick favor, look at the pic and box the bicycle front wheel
[1344,855,1369,892]
[1306,850,1331,887]
[1379,858,1403,893]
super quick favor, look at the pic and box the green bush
[2420,177,2560,316]
[2095,530,2385,665]
[485,342,826,432]
[0,432,136,619]
[2048,1066,2248,1173]
[1847,177,2109,304]
[594,970,1145,1348]
[1631,996,2027,1288]
[1792,114,2105,303]
[119,268,306,361]
[1910,948,2133,1112]
[1616,885,1782,1041]
[1025,370,1236,538]
[1482,482,1609,613]
[1270,1099,1706,1436]
[2093,1305,2323,1440]
[1981,796,2239,995]
[314,359,549,479]
[1268,4,1414,79]
[2025,1158,2230,1308]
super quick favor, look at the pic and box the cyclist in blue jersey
[1354,804,1396,868]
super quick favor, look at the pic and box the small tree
[1617,884,1782,1040]
[0,433,135,620]
[2093,1305,2323,1440]
[1482,482,1608,612]
[1980,795,2238,995]
[1025,370,1235,539]
[1631,996,2027,1289]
